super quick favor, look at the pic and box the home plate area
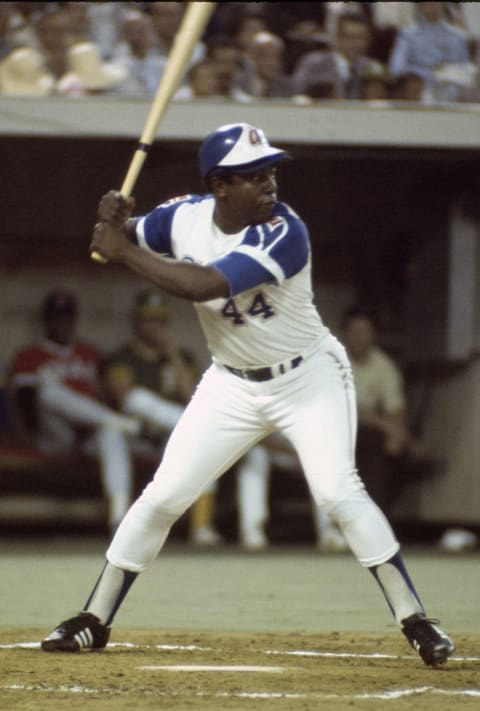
[1,629,480,710]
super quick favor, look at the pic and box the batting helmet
[198,123,288,178]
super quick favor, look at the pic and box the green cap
[133,289,170,319]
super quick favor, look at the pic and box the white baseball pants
[36,381,134,528]
[108,334,399,570]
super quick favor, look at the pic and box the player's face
[135,316,170,349]
[44,314,76,346]
[217,166,278,230]
[343,317,375,361]
[337,21,370,63]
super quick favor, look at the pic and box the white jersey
[136,194,330,368]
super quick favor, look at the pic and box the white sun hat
[0,47,55,96]
[61,41,128,91]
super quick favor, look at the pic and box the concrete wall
[416,359,480,524]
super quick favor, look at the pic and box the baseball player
[237,441,349,551]
[41,123,454,666]
[105,287,282,549]
[8,289,139,532]
[103,287,223,547]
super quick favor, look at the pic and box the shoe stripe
[74,628,93,649]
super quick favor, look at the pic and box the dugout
[1,97,480,540]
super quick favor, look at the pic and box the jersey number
[222,292,275,325]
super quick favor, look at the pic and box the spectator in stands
[259,1,326,46]
[1,3,21,59]
[32,6,72,79]
[28,5,129,97]
[282,18,332,77]
[391,71,427,102]
[57,40,129,97]
[292,12,384,100]
[230,10,271,54]
[88,1,126,61]
[236,31,296,99]
[456,1,480,59]
[340,305,429,521]
[111,8,164,97]
[368,2,417,64]
[173,58,222,100]
[204,34,250,101]
[359,65,391,100]
[389,2,474,102]
[0,45,55,96]
[371,2,417,32]
[3,2,42,52]
[63,1,92,46]
[8,289,139,533]
[102,288,223,547]
[147,1,205,84]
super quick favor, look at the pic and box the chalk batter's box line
[3,642,480,700]
[3,682,480,701]
[2,640,479,664]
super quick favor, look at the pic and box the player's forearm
[90,221,229,301]
[120,242,229,302]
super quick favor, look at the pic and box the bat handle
[90,152,145,264]
[91,250,108,264]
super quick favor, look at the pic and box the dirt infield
[1,628,480,710]
[1,539,479,709]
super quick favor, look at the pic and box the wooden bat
[91,1,216,263]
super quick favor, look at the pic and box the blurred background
[1,1,480,551]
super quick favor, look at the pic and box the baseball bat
[91,1,216,263]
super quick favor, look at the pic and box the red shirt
[9,339,105,399]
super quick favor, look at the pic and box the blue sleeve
[263,210,310,277]
[141,203,176,254]
[212,205,310,296]
[140,195,200,254]
[213,254,274,295]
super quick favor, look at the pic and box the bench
[0,437,316,542]
[0,439,159,531]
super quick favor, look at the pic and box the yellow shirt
[350,347,406,414]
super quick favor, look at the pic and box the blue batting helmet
[198,123,289,178]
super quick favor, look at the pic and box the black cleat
[41,612,110,652]
[401,613,455,666]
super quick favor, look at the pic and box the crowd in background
[1,1,480,103]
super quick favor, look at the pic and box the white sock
[371,553,424,624]
[84,561,137,626]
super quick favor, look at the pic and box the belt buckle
[227,357,302,382]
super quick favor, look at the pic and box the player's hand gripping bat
[91,1,216,263]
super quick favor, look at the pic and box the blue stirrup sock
[84,560,138,626]
[369,551,425,624]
